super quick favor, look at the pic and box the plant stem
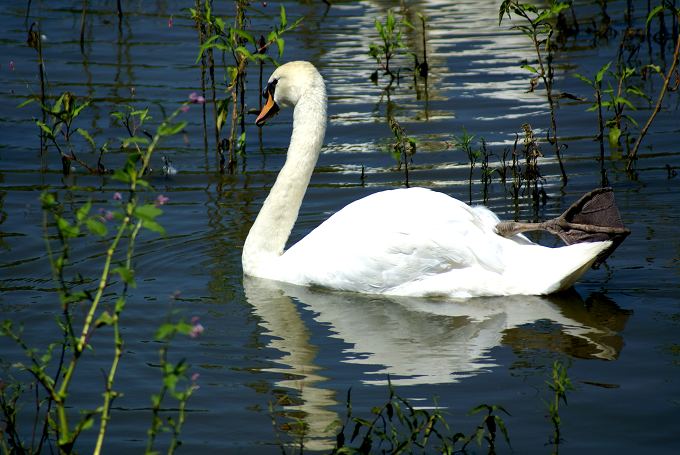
[532,28,567,183]
[79,0,88,53]
[627,16,680,170]
[596,87,608,186]
[93,220,142,455]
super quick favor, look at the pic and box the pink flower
[113,192,122,201]
[189,320,204,338]
[191,372,200,382]
[155,194,169,207]
[9,61,15,71]
[188,92,206,104]
[168,15,173,28]
[99,209,114,222]
[180,104,190,113]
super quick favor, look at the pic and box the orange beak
[255,92,279,126]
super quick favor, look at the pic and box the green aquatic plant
[480,139,495,203]
[499,0,571,184]
[409,12,429,78]
[26,22,47,158]
[368,9,413,83]
[331,380,512,454]
[600,63,649,148]
[195,2,302,172]
[463,404,512,454]
[545,360,573,453]
[627,2,680,170]
[332,382,451,454]
[146,318,202,454]
[19,91,104,175]
[574,62,612,186]
[0,103,195,454]
[452,128,480,205]
[387,114,417,188]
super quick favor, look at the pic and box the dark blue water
[1,0,679,453]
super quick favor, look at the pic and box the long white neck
[243,84,327,276]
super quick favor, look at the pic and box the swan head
[255,61,324,126]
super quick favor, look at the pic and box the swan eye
[263,79,278,99]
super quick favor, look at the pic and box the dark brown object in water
[495,188,630,268]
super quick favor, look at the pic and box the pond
[1,0,679,453]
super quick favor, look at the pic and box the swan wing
[277,188,509,293]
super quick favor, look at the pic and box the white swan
[243,61,611,298]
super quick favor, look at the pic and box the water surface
[1,0,679,453]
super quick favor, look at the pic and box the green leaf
[646,5,665,30]
[214,17,225,33]
[142,219,166,235]
[86,218,108,236]
[195,34,222,63]
[72,100,91,118]
[155,323,176,341]
[280,4,287,28]
[17,98,36,108]
[113,266,136,287]
[121,136,150,148]
[76,201,92,223]
[95,311,115,328]
[573,72,593,86]
[76,128,96,149]
[36,121,54,138]
[232,28,256,45]
[158,120,187,137]
[114,297,126,313]
[111,169,131,183]
[134,204,162,221]
[608,126,621,147]
[614,96,635,110]
[401,18,415,29]
[626,85,646,98]
[40,192,57,208]
[596,61,612,84]
[57,217,80,238]
[276,38,284,58]
[521,64,538,74]
[216,99,229,132]
[234,45,254,60]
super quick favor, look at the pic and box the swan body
[243,61,611,298]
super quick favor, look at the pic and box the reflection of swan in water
[244,276,630,446]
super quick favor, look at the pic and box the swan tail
[508,241,612,295]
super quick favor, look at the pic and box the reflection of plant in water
[499,0,570,184]
[408,12,429,78]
